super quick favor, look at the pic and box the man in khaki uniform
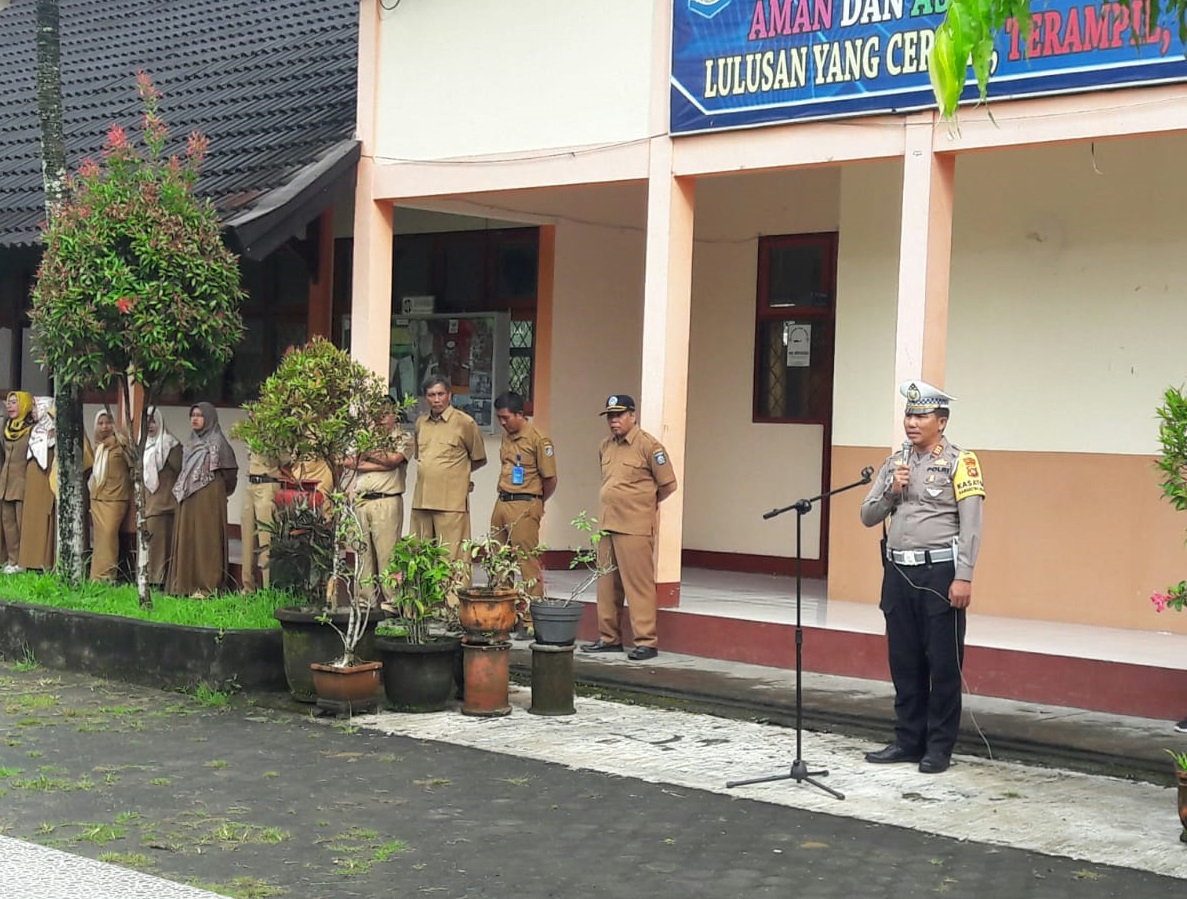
[347,399,412,607]
[411,376,486,564]
[241,451,282,591]
[580,394,677,661]
[491,391,557,636]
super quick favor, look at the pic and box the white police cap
[899,380,956,414]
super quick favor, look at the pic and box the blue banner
[672,0,1187,133]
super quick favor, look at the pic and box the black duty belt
[361,492,402,501]
[498,492,541,502]
[886,547,955,566]
[248,475,278,485]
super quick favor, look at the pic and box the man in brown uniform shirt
[241,451,283,591]
[411,376,486,566]
[347,399,413,607]
[491,391,557,635]
[580,394,677,661]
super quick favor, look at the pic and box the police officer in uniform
[580,395,677,661]
[491,391,557,637]
[860,380,985,774]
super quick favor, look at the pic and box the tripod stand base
[726,759,845,800]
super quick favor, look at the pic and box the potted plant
[1167,749,1187,843]
[529,512,616,647]
[457,530,541,645]
[373,535,462,712]
[234,338,401,710]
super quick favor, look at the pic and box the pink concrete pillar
[894,116,955,433]
[639,137,695,609]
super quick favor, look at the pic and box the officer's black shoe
[579,640,624,653]
[627,646,658,661]
[918,754,951,774]
[864,744,923,764]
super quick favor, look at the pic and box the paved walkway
[1,661,1185,898]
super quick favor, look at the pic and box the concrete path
[1,663,1184,898]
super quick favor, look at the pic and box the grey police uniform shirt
[859,436,984,581]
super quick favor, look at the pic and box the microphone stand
[725,466,875,801]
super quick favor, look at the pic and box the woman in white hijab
[89,410,133,583]
[142,407,182,588]
[18,397,55,571]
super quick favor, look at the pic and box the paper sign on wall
[785,323,811,367]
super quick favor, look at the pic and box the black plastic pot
[375,634,461,712]
[529,601,585,646]
[274,606,381,702]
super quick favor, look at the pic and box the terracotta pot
[461,641,512,717]
[274,606,382,702]
[1177,769,1187,841]
[309,660,382,717]
[458,589,518,644]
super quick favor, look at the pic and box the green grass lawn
[0,573,291,630]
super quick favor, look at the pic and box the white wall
[832,160,903,451]
[948,135,1187,455]
[375,0,658,160]
[684,168,841,559]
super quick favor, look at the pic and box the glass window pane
[441,239,485,314]
[766,242,830,308]
[393,236,435,307]
[494,236,538,301]
[755,319,831,420]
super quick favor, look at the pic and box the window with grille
[753,233,837,424]
[388,227,540,412]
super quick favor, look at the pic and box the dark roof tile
[0,0,358,247]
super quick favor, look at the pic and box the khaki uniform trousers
[491,498,544,624]
[90,499,128,583]
[596,531,658,648]
[410,508,471,597]
[0,499,21,566]
[241,481,278,590]
[357,495,403,605]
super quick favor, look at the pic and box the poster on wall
[672,0,1187,133]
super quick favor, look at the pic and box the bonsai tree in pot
[529,512,617,646]
[373,534,463,712]
[233,338,401,708]
[457,529,543,645]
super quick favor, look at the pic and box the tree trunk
[36,0,85,584]
[54,386,85,585]
[132,465,150,608]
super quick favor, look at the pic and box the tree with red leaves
[31,74,245,607]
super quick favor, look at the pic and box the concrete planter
[0,599,286,692]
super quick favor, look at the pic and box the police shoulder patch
[654,450,668,465]
[952,451,985,501]
[543,444,554,457]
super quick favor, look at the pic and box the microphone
[900,440,912,465]
[860,466,874,483]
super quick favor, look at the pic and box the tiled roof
[0,0,358,248]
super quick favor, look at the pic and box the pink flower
[115,297,135,314]
[1151,592,1171,613]
[106,124,129,149]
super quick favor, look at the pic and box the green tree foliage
[928,0,1178,117]
[1151,386,1187,613]
[31,73,246,606]
[233,337,396,490]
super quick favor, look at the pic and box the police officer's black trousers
[879,560,966,758]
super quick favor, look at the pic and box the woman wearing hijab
[89,410,133,583]
[18,397,55,572]
[143,407,182,588]
[0,391,35,573]
[169,403,238,597]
